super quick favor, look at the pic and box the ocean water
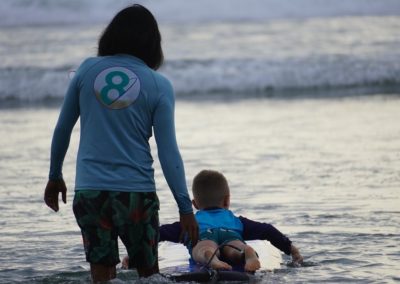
[0,0,400,283]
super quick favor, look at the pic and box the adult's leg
[192,240,232,270]
[73,191,120,282]
[121,256,159,276]
[222,240,260,272]
[136,262,159,277]
[117,192,160,278]
[90,263,116,283]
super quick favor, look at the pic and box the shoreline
[1,87,399,110]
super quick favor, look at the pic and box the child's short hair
[192,170,230,208]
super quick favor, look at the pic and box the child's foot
[244,246,261,272]
[121,256,129,269]
[205,251,232,270]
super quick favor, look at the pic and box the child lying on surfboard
[124,170,302,271]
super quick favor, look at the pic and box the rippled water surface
[1,95,399,283]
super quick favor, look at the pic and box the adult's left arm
[152,76,198,244]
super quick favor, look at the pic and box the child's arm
[239,216,292,254]
[159,221,182,243]
[239,216,303,263]
[290,244,303,264]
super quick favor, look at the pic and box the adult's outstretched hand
[179,212,199,246]
[44,179,67,212]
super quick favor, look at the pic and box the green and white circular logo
[94,67,140,109]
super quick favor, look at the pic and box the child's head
[192,170,230,209]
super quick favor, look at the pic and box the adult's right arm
[44,73,80,211]
[48,74,80,180]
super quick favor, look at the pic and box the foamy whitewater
[0,0,400,102]
[0,1,400,283]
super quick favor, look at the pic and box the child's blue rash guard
[49,54,193,214]
[195,208,244,234]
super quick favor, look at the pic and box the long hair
[98,4,164,70]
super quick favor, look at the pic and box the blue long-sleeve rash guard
[159,216,293,255]
[49,54,193,214]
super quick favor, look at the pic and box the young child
[190,169,262,271]
[123,169,303,271]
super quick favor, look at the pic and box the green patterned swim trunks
[72,190,159,268]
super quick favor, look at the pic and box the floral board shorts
[72,190,159,268]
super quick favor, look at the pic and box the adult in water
[43,4,198,282]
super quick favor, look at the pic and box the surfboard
[158,240,282,282]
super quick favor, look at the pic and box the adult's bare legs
[90,262,159,282]
[90,263,116,283]
[136,262,159,277]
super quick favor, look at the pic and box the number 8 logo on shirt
[94,67,141,109]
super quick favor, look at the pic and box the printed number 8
[100,71,130,105]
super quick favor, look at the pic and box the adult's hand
[44,179,67,212]
[179,213,199,246]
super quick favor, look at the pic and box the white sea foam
[0,1,399,101]
[0,0,400,27]
[1,56,399,101]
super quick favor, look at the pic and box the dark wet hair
[98,4,164,70]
